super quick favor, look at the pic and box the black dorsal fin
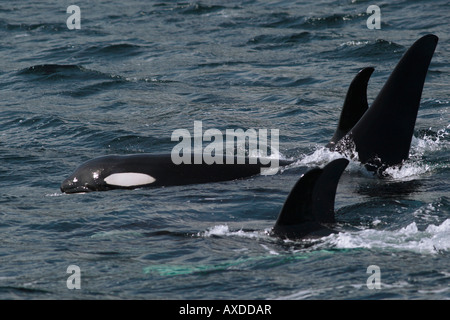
[343,34,438,168]
[327,67,374,149]
[311,158,349,223]
[272,159,349,238]
[275,168,323,226]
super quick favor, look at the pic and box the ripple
[262,12,366,29]
[323,219,450,255]
[17,64,108,82]
[77,43,145,59]
[330,39,404,61]
[247,31,312,50]
[175,3,226,15]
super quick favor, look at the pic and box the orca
[60,154,294,193]
[60,67,371,193]
[326,67,373,149]
[60,34,438,193]
[332,34,439,172]
[270,158,349,239]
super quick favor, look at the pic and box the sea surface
[0,0,449,300]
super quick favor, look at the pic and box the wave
[322,219,450,255]
[247,32,312,50]
[303,13,366,28]
[292,123,450,180]
[384,126,450,179]
[77,43,144,59]
[3,22,65,33]
[17,64,109,81]
[17,63,170,84]
[262,12,366,29]
[19,64,85,75]
[175,3,227,15]
[17,64,128,97]
[412,126,450,154]
[330,39,405,61]
[198,216,450,256]
[16,63,173,97]
[199,224,268,239]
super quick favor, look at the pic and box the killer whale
[270,158,349,239]
[60,66,371,193]
[326,67,373,149]
[60,34,438,193]
[333,34,439,172]
[60,154,294,193]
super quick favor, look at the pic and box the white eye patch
[104,172,156,187]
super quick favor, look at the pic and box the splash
[291,123,450,180]
[198,215,450,256]
[384,124,450,180]
[383,161,430,180]
[411,125,450,154]
[199,224,266,239]
[323,219,450,255]
[296,146,350,167]
[291,145,365,176]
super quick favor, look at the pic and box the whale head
[61,156,156,193]
[61,156,110,193]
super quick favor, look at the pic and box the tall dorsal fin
[312,158,349,223]
[327,67,374,149]
[342,34,438,169]
[275,168,323,226]
[272,159,349,238]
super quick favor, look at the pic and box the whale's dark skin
[270,158,349,239]
[60,66,371,193]
[334,34,439,172]
[60,34,438,193]
[327,67,374,149]
[60,154,295,193]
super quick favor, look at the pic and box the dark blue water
[0,1,449,300]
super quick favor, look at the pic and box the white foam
[200,219,450,255]
[340,40,369,47]
[294,147,345,167]
[381,126,450,180]
[383,161,430,180]
[322,219,450,255]
[291,146,363,175]
[200,224,265,239]
[411,125,450,154]
[292,123,450,180]
[46,192,65,197]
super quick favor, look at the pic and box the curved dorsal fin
[327,67,374,149]
[275,168,323,226]
[272,158,349,238]
[343,34,439,168]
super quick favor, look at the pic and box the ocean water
[0,0,449,300]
